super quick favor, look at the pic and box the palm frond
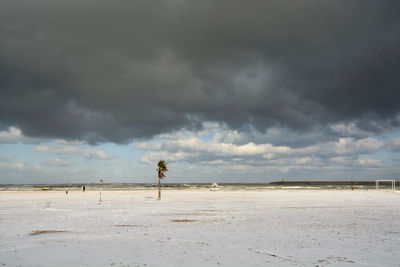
[157,160,168,171]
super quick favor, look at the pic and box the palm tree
[157,160,168,200]
[157,160,168,172]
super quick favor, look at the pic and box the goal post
[375,180,396,190]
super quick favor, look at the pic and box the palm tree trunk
[158,177,161,200]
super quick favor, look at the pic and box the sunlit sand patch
[30,230,67,236]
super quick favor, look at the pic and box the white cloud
[44,158,73,167]
[140,151,198,164]
[0,127,43,144]
[55,139,86,145]
[0,162,41,172]
[136,125,395,176]
[34,144,113,160]
[136,142,162,151]
[330,122,372,137]
[386,137,400,152]
[138,136,385,163]
[105,160,131,166]
[356,158,387,168]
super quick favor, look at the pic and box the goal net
[375,180,396,190]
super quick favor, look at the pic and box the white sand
[0,189,399,266]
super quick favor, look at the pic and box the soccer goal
[375,180,396,190]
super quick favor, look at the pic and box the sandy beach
[0,189,399,266]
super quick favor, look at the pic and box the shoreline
[1,180,398,192]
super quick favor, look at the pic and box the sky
[1,0,400,184]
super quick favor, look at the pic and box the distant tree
[157,160,168,200]
[157,160,168,172]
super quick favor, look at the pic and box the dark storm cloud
[1,0,400,144]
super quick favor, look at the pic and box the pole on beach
[158,169,161,200]
[99,178,103,205]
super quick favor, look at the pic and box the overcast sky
[1,0,400,184]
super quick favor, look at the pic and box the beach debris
[115,224,144,227]
[30,230,67,236]
[171,219,197,223]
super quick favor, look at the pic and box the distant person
[66,190,68,194]
[83,186,86,192]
